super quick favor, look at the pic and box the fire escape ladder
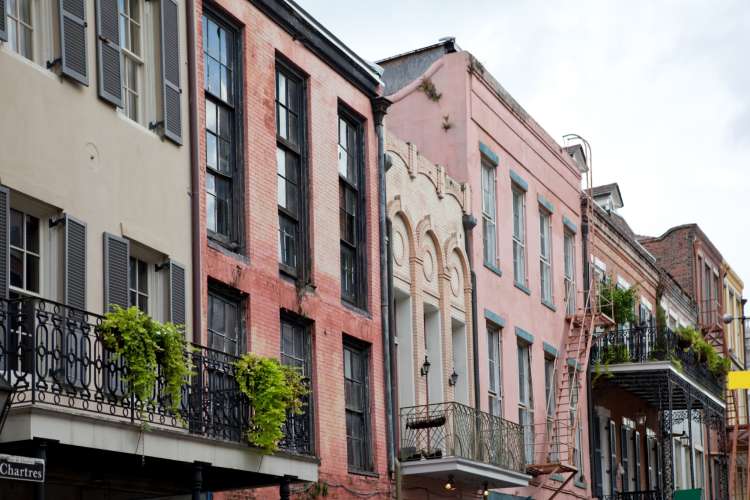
[728,388,739,498]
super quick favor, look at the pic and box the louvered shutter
[634,430,641,491]
[621,426,629,492]
[95,0,122,106]
[592,416,603,498]
[59,0,89,85]
[0,0,7,42]
[160,0,182,144]
[0,187,9,299]
[103,233,129,311]
[608,420,617,495]
[64,216,87,310]
[168,260,185,325]
[645,436,654,489]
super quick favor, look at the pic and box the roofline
[375,38,457,65]
[638,223,724,262]
[251,0,383,97]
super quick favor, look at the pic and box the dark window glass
[276,64,307,277]
[338,113,365,307]
[280,317,313,455]
[208,290,240,356]
[128,257,149,313]
[344,339,371,471]
[203,14,240,246]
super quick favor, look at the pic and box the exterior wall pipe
[373,96,395,474]
[186,0,202,344]
[462,214,480,410]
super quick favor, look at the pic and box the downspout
[373,96,395,475]
[186,0,202,344]
[461,214,480,411]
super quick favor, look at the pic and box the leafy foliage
[592,344,630,386]
[100,306,191,414]
[598,279,637,326]
[234,353,308,453]
[674,325,730,379]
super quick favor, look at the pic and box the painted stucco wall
[386,49,588,500]
[0,0,193,332]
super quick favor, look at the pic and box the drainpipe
[582,201,599,497]
[186,0,202,344]
[461,214,480,411]
[372,96,394,475]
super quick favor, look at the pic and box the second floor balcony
[399,402,530,490]
[591,324,726,401]
[0,297,317,494]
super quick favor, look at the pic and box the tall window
[539,209,552,303]
[6,0,33,60]
[280,317,313,455]
[207,288,241,356]
[569,366,584,481]
[487,323,502,417]
[339,112,365,307]
[119,0,143,121]
[10,209,40,295]
[517,340,534,463]
[344,338,371,472]
[203,13,239,246]
[481,161,497,267]
[544,355,556,460]
[276,63,307,278]
[129,257,148,312]
[512,187,526,286]
[564,231,575,315]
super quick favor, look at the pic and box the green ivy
[598,280,637,326]
[234,353,308,453]
[673,325,730,379]
[100,306,191,415]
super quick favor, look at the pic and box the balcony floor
[400,456,531,490]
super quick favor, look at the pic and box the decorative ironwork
[399,401,525,473]
[591,324,725,398]
[602,491,660,500]
[0,297,312,455]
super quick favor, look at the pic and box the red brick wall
[194,0,391,497]
[640,227,695,301]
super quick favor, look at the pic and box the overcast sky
[300,0,750,292]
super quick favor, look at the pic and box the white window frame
[563,230,576,315]
[10,208,42,297]
[481,161,497,267]
[512,186,526,286]
[487,323,503,417]
[128,256,149,313]
[539,208,552,303]
[5,0,34,61]
[120,0,146,123]
[517,340,534,463]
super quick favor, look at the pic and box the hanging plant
[100,306,192,415]
[234,353,307,453]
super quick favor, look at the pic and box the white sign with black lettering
[0,454,45,482]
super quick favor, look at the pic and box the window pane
[206,100,217,133]
[24,214,38,254]
[206,132,217,169]
[220,65,230,102]
[215,176,231,236]
[10,249,22,288]
[10,210,22,248]
[137,260,148,293]
[218,138,231,173]
[219,26,230,66]
[206,174,217,232]
[207,21,220,58]
[279,215,297,269]
[207,58,221,96]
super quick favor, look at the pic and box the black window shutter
[0,187,9,299]
[168,260,185,325]
[633,430,641,491]
[103,233,129,311]
[95,0,122,106]
[592,416,603,498]
[0,0,7,42]
[608,419,617,494]
[64,216,87,310]
[621,426,629,492]
[59,0,89,85]
[160,0,182,144]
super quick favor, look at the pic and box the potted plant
[675,326,697,350]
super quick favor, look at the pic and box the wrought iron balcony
[399,401,526,474]
[602,491,661,500]
[591,324,725,399]
[0,297,310,454]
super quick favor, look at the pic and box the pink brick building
[380,39,590,499]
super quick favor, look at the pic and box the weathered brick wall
[194,0,391,497]
[640,227,695,300]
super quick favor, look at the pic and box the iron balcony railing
[591,324,725,398]
[0,297,311,454]
[602,491,661,500]
[399,401,526,474]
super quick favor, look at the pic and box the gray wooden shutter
[103,233,129,311]
[621,426,629,492]
[608,419,617,494]
[0,187,9,299]
[64,216,87,310]
[168,260,185,325]
[592,416,603,498]
[95,0,122,106]
[634,430,641,491]
[0,0,7,42]
[59,0,89,85]
[160,0,182,144]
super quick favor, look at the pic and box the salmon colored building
[194,0,392,497]
[380,39,591,499]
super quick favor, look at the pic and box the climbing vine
[417,77,442,101]
[234,353,307,453]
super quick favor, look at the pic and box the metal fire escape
[525,135,615,499]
